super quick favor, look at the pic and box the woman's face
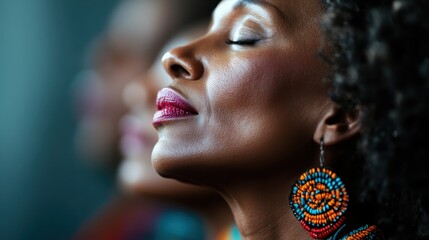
[153,0,330,183]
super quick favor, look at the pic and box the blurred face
[74,40,148,165]
[152,0,330,183]
[119,26,213,196]
[74,0,172,166]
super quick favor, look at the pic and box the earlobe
[313,103,361,146]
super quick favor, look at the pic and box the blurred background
[0,1,226,239]
[0,0,121,239]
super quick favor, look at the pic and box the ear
[313,103,361,146]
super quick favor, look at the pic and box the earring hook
[320,137,325,167]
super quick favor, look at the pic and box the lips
[153,88,198,127]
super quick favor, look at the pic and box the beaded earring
[289,137,383,240]
[289,137,348,239]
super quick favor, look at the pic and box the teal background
[0,1,118,239]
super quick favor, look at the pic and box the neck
[217,174,313,240]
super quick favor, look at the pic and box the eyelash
[226,39,260,46]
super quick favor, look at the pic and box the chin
[152,141,196,184]
[151,138,217,187]
[151,135,276,189]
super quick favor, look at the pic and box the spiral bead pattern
[289,167,349,239]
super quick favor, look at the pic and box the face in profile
[152,0,330,184]
[119,25,215,197]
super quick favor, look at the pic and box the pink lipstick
[153,88,198,127]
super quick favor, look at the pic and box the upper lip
[156,88,198,114]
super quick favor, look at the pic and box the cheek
[208,48,319,125]
[208,45,325,113]
[203,48,326,163]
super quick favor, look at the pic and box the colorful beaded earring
[289,137,348,239]
[289,137,384,240]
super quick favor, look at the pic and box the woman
[151,0,428,239]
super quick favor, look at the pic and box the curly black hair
[321,0,429,239]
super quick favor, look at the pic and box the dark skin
[153,0,361,239]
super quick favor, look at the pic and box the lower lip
[153,106,197,127]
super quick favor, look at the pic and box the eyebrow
[210,0,286,31]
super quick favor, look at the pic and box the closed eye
[226,39,260,46]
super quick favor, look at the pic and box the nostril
[171,64,191,78]
[162,50,203,80]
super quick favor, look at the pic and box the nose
[162,45,204,80]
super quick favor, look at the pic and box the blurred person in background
[73,0,238,239]
[73,0,214,168]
